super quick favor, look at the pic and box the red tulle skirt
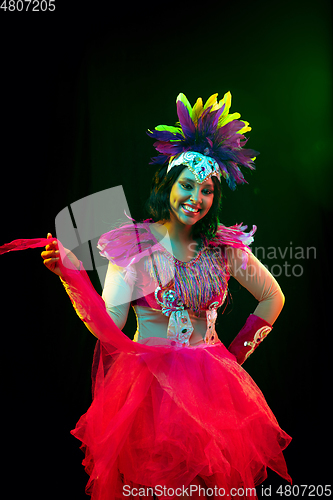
[0,238,292,498]
[71,339,291,500]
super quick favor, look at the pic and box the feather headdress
[147,92,259,190]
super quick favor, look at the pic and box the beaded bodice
[132,243,229,346]
[98,220,256,346]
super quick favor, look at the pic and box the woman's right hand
[41,233,80,277]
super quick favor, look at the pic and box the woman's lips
[181,203,201,216]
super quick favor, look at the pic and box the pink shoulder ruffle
[98,221,256,270]
[207,223,257,269]
[208,223,256,248]
[97,221,159,267]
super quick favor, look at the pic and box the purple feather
[147,92,260,189]
[154,141,184,156]
[149,155,167,165]
[176,101,196,138]
[147,130,183,141]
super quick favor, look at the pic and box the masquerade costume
[0,93,291,499]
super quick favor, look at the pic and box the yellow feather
[224,91,232,110]
[215,97,226,110]
[192,97,203,124]
[219,91,232,117]
[203,93,218,110]
[215,91,234,128]
[237,121,252,134]
[218,112,241,128]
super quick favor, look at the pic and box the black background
[0,1,332,498]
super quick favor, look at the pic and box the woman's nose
[190,188,202,204]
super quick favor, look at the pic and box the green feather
[155,124,182,134]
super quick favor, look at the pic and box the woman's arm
[101,262,134,330]
[227,247,285,325]
[226,247,285,364]
[41,234,133,336]
[58,262,133,338]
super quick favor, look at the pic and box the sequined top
[98,220,282,346]
[130,238,229,345]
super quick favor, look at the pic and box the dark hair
[145,164,222,240]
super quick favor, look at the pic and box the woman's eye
[179,183,213,195]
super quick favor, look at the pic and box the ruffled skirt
[0,237,291,498]
[71,339,291,499]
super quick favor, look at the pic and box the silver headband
[167,151,221,184]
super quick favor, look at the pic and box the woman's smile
[169,168,214,226]
[181,203,201,216]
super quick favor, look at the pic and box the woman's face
[169,167,215,227]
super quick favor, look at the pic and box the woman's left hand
[41,233,80,276]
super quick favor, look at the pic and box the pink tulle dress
[0,221,292,499]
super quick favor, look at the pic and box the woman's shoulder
[206,223,257,249]
[97,219,157,266]
[205,223,257,270]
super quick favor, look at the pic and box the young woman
[0,92,291,499]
